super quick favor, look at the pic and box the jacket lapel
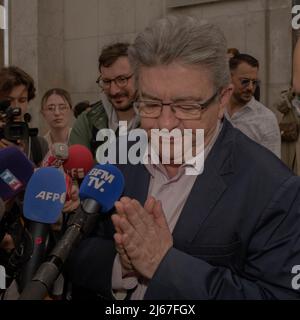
[172,119,235,249]
[122,163,150,205]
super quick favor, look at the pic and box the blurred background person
[227,48,260,101]
[293,34,300,93]
[41,88,73,149]
[0,66,49,299]
[40,88,78,240]
[73,100,91,119]
[226,53,280,157]
[227,47,240,59]
[275,87,300,174]
[0,66,48,166]
[69,42,139,157]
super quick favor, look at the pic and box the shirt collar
[225,96,256,119]
[244,97,256,110]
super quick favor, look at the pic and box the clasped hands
[111,196,173,281]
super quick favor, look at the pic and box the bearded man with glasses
[68,16,300,300]
[69,42,139,156]
[226,53,281,158]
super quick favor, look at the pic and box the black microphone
[19,163,125,300]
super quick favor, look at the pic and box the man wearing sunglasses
[69,42,139,156]
[226,54,281,158]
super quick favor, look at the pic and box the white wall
[63,0,164,110]
[9,0,293,133]
[166,0,293,113]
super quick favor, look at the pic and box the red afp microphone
[63,144,94,180]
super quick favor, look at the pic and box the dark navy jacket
[68,119,300,299]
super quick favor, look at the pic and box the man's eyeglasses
[96,74,134,90]
[133,90,219,120]
[240,78,261,88]
[43,104,70,113]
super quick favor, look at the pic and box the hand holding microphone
[62,182,79,213]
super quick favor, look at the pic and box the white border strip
[4,0,9,66]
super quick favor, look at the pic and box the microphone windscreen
[51,143,69,160]
[79,164,125,213]
[23,167,66,224]
[63,144,94,179]
[0,147,34,200]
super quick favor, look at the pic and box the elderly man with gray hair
[68,16,300,300]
